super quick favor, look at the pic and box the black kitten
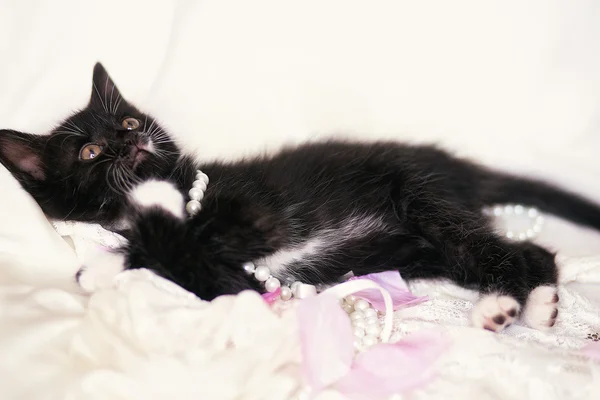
[3,63,600,332]
[0,63,179,227]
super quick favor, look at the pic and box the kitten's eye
[122,117,140,130]
[79,143,104,161]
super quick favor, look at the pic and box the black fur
[121,143,565,305]
[3,63,600,307]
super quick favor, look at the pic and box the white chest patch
[259,237,325,274]
[258,214,388,279]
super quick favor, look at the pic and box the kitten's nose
[116,130,138,144]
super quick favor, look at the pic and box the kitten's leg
[470,241,559,332]
[518,242,560,331]
[76,180,186,292]
[278,218,557,333]
[77,179,261,298]
[305,200,558,332]
[409,205,560,332]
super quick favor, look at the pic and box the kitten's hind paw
[521,285,559,331]
[471,293,520,332]
[129,179,185,219]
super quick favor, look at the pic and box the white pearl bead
[354,299,370,311]
[518,232,527,241]
[186,200,201,215]
[363,308,378,318]
[280,286,292,301]
[196,173,209,184]
[254,266,271,282]
[493,206,503,216]
[353,327,365,338]
[514,205,524,215]
[353,320,366,329]
[342,303,354,313]
[365,324,381,337]
[345,295,357,305]
[294,284,317,298]
[506,231,514,239]
[290,281,302,296]
[265,277,281,292]
[242,262,255,274]
[350,311,365,321]
[188,187,205,201]
[526,229,535,238]
[362,335,378,347]
[365,316,379,325]
[193,180,208,191]
[528,208,539,218]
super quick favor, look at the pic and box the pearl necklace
[186,170,387,350]
[483,204,545,241]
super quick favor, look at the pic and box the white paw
[76,248,126,292]
[471,293,520,332]
[521,285,559,330]
[128,179,185,219]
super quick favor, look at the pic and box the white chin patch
[145,139,155,153]
[128,180,185,219]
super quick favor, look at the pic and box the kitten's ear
[0,130,47,182]
[89,62,124,113]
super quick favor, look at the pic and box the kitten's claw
[521,285,559,330]
[128,179,185,219]
[471,294,520,332]
[76,248,126,292]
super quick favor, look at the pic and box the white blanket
[1,231,599,400]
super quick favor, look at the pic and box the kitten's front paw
[76,248,126,292]
[471,294,520,332]
[129,179,185,219]
[521,285,559,330]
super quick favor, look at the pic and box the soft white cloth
[1,238,600,400]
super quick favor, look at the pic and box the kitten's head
[0,63,181,225]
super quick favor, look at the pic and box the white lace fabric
[42,219,600,400]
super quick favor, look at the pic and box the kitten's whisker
[109,85,115,115]
[89,158,112,175]
[64,120,85,134]
[105,165,120,194]
[114,98,123,114]
[149,128,169,138]
[148,119,156,135]
[104,78,110,114]
[50,131,86,148]
[52,130,85,137]
[150,133,172,141]
[92,82,108,113]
